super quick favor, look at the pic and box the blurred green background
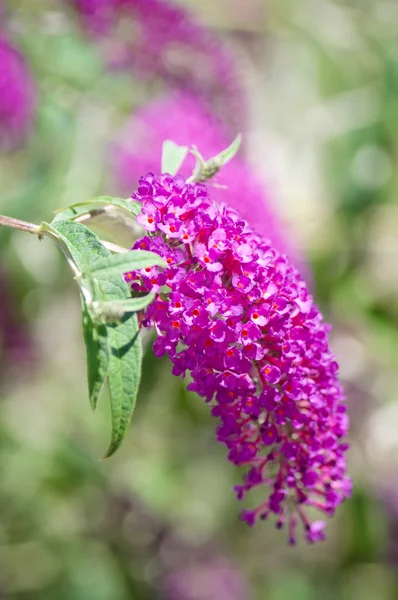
[1,0,398,598]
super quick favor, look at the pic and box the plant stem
[0,214,40,235]
[100,240,129,254]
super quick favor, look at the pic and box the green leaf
[42,220,111,411]
[91,293,156,322]
[161,140,189,175]
[88,250,165,278]
[52,196,141,224]
[42,220,110,273]
[211,133,242,169]
[42,220,142,456]
[187,133,242,183]
[94,279,142,459]
[82,302,109,410]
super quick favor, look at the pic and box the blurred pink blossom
[68,0,244,132]
[67,0,117,34]
[164,561,253,600]
[0,37,36,151]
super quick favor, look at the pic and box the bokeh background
[1,0,398,598]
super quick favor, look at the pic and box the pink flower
[124,172,351,544]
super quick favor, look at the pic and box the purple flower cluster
[125,173,351,544]
[0,37,36,151]
[68,0,243,131]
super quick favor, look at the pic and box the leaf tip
[99,442,118,461]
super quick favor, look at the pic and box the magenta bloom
[67,0,117,34]
[68,0,243,130]
[125,173,351,544]
[114,92,303,266]
[0,38,36,151]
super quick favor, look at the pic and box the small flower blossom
[124,173,351,544]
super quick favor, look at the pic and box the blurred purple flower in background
[70,0,307,271]
[164,561,252,600]
[0,37,36,151]
[68,0,244,131]
[68,0,117,34]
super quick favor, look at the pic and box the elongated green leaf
[82,301,109,410]
[89,250,165,278]
[42,220,111,411]
[211,133,242,168]
[91,293,155,322]
[43,220,142,456]
[94,277,142,459]
[52,196,141,223]
[187,133,242,183]
[161,140,189,175]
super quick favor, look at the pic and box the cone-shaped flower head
[125,173,351,544]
